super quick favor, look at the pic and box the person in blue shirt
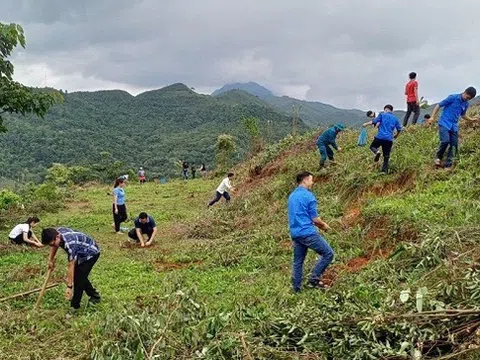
[362,104,402,174]
[428,87,478,169]
[287,171,334,292]
[316,123,345,168]
[112,177,127,234]
[128,212,158,247]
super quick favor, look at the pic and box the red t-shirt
[405,80,418,103]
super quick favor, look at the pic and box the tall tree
[215,134,236,171]
[0,22,62,132]
[243,116,264,156]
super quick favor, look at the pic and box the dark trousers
[113,204,127,232]
[128,228,153,241]
[318,144,334,166]
[403,101,420,126]
[182,170,188,180]
[436,125,459,168]
[370,137,393,173]
[72,253,100,309]
[192,171,196,179]
[9,231,32,245]
[208,191,230,206]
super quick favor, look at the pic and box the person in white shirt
[208,173,234,207]
[8,217,43,247]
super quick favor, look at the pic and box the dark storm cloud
[1,0,479,109]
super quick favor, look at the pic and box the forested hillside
[0,83,306,183]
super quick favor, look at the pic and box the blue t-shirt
[134,216,156,233]
[438,94,469,132]
[287,186,319,239]
[372,112,402,141]
[113,187,125,205]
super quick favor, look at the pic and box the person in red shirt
[403,72,420,126]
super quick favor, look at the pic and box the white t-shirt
[216,177,232,194]
[9,223,29,239]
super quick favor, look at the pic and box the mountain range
[1,81,478,184]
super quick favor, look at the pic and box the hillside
[0,83,307,183]
[1,105,480,359]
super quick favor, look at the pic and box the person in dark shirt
[42,227,101,309]
[191,163,197,179]
[182,161,189,180]
[128,212,157,247]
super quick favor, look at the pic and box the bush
[0,189,21,210]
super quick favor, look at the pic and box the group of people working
[297,81,478,293]
[182,161,207,180]
[317,81,478,175]
[6,76,478,307]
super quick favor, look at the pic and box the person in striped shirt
[42,227,101,309]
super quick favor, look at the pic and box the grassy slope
[2,112,480,359]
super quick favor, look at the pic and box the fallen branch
[240,333,254,360]
[0,283,60,302]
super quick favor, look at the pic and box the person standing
[403,72,420,126]
[428,87,478,168]
[182,161,189,180]
[208,173,234,207]
[112,177,127,234]
[138,167,146,184]
[200,163,207,178]
[362,105,402,174]
[191,163,197,179]
[41,227,101,310]
[316,123,344,168]
[8,217,43,247]
[128,212,158,247]
[287,171,334,292]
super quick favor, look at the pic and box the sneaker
[306,280,330,290]
[88,296,101,305]
[374,152,381,163]
[434,159,442,167]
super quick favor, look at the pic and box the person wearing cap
[316,123,345,168]
[138,167,146,184]
[428,87,479,169]
[362,105,402,174]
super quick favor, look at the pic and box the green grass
[2,122,480,359]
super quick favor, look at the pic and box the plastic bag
[357,127,368,146]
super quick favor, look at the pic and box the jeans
[208,191,230,206]
[403,101,420,126]
[182,170,188,180]
[113,204,127,232]
[291,233,334,292]
[370,137,393,173]
[318,144,334,166]
[71,253,100,309]
[436,125,458,168]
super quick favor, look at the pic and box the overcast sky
[1,0,478,110]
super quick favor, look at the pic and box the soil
[153,260,202,272]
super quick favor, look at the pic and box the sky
[1,0,479,110]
